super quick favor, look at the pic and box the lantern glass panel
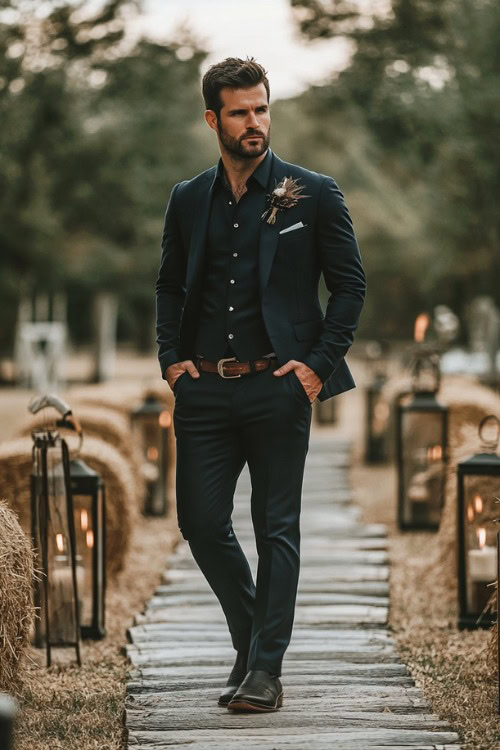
[133,399,170,516]
[69,457,106,639]
[461,474,498,620]
[399,404,446,529]
[72,486,104,628]
[33,439,79,647]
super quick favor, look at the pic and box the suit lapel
[185,168,217,292]
[186,150,289,295]
[258,152,288,294]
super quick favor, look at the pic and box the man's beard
[217,120,270,159]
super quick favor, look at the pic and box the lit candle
[50,554,85,642]
[468,528,496,582]
[467,527,496,613]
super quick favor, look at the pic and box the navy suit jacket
[156,148,366,401]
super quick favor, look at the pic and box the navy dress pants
[172,358,313,677]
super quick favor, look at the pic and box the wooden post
[92,292,118,383]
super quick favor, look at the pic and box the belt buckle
[217,356,242,378]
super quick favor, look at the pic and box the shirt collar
[215,147,272,191]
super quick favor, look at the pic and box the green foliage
[0,0,212,351]
[289,0,500,336]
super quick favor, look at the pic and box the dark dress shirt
[193,147,276,361]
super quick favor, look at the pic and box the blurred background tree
[0,0,212,356]
[1,0,498,359]
[286,0,500,338]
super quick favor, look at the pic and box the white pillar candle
[468,546,496,582]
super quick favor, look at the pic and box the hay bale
[0,499,36,695]
[16,404,145,506]
[0,436,138,579]
[65,382,176,493]
[66,381,174,417]
[440,378,500,453]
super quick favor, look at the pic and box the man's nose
[246,111,259,128]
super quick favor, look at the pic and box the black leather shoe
[227,669,283,712]
[217,651,249,706]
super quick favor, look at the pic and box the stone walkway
[124,435,461,749]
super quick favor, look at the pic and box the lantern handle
[478,414,500,452]
[55,415,84,454]
[410,351,441,393]
[29,394,72,419]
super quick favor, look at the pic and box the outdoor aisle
[124,435,461,749]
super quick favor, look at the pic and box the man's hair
[202,56,270,118]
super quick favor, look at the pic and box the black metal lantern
[457,415,500,630]
[68,456,106,640]
[396,353,448,530]
[132,393,171,516]
[29,395,81,666]
[314,396,337,425]
[497,530,500,714]
[365,371,389,463]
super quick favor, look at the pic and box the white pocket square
[279,221,306,235]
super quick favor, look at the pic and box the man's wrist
[302,352,332,384]
[159,349,182,380]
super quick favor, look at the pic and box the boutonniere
[261,176,309,225]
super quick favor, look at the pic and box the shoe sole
[227,692,283,712]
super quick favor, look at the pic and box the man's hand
[165,359,200,391]
[273,360,322,403]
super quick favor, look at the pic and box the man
[156,57,366,712]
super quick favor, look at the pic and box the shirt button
[228,201,232,205]
[230,279,235,284]
[233,222,239,228]
[228,334,234,339]
[229,306,234,311]
[233,252,238,257]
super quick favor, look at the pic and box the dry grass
[0,499,36,694]
[0,376,179,749]
[349,368,500,750]
[352,459,499,749]
[12,508,180,749]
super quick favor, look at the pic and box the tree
[289,0,500,334]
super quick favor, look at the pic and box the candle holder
[132,393,171,516]
[396,353,448,530]
[66,452,106,640]
[457,415,500,630]
[314,395,337,425]
[29,394,82,666]
[497,530,500,714]
[365,371,389,463]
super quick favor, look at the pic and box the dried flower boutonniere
[261,176,309,225]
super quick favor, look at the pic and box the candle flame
[80,508,89,532]
[159,410,171,429]
[56,533,65,553]
[86,530,94,549]
[474,494,483,513]
[466,504,474,523]
[427,444,442,462]
[414,314,430,343]
[147,446,159,462]
[477,527,486,549]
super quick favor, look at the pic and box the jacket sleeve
[302,175,366,384]
[155,182,187,379]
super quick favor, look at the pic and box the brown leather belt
[197,355,278,378]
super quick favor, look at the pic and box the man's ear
[204,109,218,133]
